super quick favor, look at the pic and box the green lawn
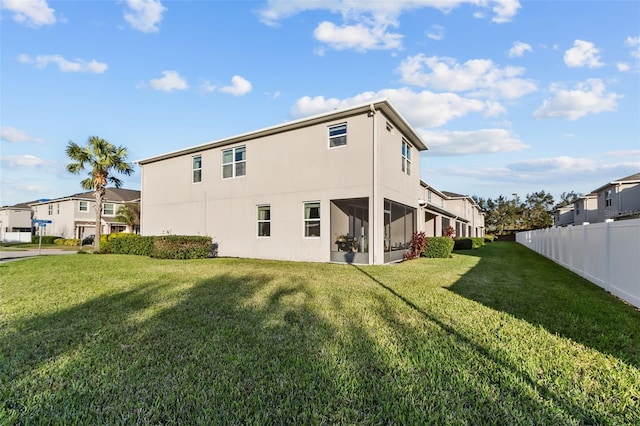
[1,242,639,424]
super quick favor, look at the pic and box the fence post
[583,223,589,280]
[605,221,611,292]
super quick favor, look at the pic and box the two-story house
[420,183,485,237]
[573,194,598,225]
[138,99,429,264]
[592,173,640,222]
[29,188,141,240]
[0,202,34,242]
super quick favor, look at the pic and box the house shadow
[446,242,640,368]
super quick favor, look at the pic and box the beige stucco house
[0,202,33,242]
[593,173,640,222]
[573,193,598,225]
[138,99,439,264]
[29,188,140,240]
[420,183,485,238]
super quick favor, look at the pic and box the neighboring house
[0,202,34,242]
[573,194,598,225]
[138,99,430,265]
[552,204,574,227]
[592,173,640,222]
[29,188,141,239]
[420,183,485,237]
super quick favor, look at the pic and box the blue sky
[1,0,639,207]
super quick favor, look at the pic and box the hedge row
[53,238,81,246]
[31,235,62,244]
[453,237,487,251]
[108,234,213,259]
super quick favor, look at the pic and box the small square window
[79,201,88,212]
[222,146,246,178]
[103,203,115,215]
[329,124,347,148]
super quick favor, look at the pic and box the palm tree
[66,136,133,252]
[115,202,140,233]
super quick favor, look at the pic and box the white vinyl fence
[516,218,640,308]
[2,232,32,243]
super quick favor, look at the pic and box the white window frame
[193,155,202,183]
[103,203,115,216]
[304,201,321,238]
[79,201,88,212]
[257,205,271,237]
[328,123,347,148]
[222,146,246,179]
[605,189,612,207]
[402,139,412,176]
[48,204,53,215]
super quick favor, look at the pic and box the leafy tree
[66,136,133,252]
[115,202,140,233]
[556,190,583,208]
[523,190,555,229]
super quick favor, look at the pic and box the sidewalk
[0,248,79,262]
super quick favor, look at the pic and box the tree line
[472,190,583,235]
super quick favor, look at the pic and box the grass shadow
[448,242,640,368]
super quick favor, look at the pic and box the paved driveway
[0,249,79,262]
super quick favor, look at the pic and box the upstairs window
[304,202,321,237]
[222,146,246,178]
[329,123,347,148]
[402,139,412,176]
[48,204,53,215]
[193,155,202,183]
[605,189,612,207]
[257,205,271,237]
[79,201,88,212]
[103,203,115,215]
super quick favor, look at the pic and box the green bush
[453,238,473,250]
[32,235,62,244]
[110,235,155,256]
[424,237,454,258]
[53,238,81,246]
[152,235,213,260]
[470,237,485,248]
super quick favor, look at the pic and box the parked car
[81,234,95,246]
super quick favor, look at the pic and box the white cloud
[508,41,532,57]
[617,62,631,72]
[291,87,496,128]
[1,126,43,143]
[1,154,49,168]
[219,75,253,96]
[313,21,403,51]
[259,1,519,52]
[625,36,640,58]
[564,40,604,68]
[200,80,217,93]
[420,128,529,156]
[426,25,444,41]
[258,1,520,27]
[398,54,536,99]
[1,0,55,27]
[123,0,166,33]
[533,79,621,120]
[18,54,108,73]
[147,70,188,92]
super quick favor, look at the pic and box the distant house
[573,193,598,225]
[552,204,574,227]
[0,202,34,242]
[29,188,140,240]
[420,183,484,237]
[592,173,640,222]
[137,99,483,264]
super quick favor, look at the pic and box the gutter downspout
[370,103,378,265]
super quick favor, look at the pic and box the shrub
[470,237,485,248]
[453,238,473,250]
[152,235,213,260]
[424,237,454,258]
[32,235,62,244]
[53,238,81,246]
[484,235,495,243]
[444,226,456,239]
[110,235,155,256]
[403,231,427,261]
